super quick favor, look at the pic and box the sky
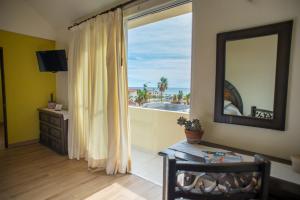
[128,12,192,89]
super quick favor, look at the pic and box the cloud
[128,13,192,88]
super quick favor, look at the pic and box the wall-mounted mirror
[214,21,293,130]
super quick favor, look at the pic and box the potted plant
[177,116,204,144]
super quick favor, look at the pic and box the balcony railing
[129,106,189,153]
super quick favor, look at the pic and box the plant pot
[185,130,204,144]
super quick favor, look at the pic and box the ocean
[129,87,190,96]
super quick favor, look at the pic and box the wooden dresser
[38,108,68,155]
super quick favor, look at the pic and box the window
[127,4,192,113]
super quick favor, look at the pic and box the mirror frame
[214,20,293,130]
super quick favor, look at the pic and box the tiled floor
[131,146,163,186]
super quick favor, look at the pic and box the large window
[127,5,192,112]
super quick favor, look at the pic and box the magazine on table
[174,150,243,163]
[202,151,243,163]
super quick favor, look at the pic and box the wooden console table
[38,108,68,155]
[159,140,300,200]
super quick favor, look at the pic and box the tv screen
[36,50,67,72]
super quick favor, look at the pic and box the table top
[159,140,300,186]
[38,108,69,120]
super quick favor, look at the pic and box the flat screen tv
[36,50,68,72]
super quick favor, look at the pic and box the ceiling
[24,0,125,30]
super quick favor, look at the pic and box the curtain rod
[67,0,138,30]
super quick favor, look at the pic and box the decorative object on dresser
[48,93,56,109]
[38,108,68,155]
[55,104,63,111]
[177,116,204,144]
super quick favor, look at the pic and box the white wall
[0,0,56,40]
[191,0,300,159]
[55,29,70,108]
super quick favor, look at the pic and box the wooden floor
[0,124,4,149]
[0,144,162,200]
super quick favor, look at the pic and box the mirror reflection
[223,34,278,119]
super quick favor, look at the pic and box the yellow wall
[0,73,3,123]
[0,30,56,145]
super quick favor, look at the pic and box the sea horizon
[129,87,190,95]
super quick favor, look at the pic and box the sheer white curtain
[68,8,131,174]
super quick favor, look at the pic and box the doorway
[126,2,192,185]
[0,47,8,149]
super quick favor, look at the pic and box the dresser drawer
[40,132,48,145]
[49,127,61,139]
[45,137,62,154]
[39,112,50,122]
[50,140,62,153]
[49,116,61,128]
[38,109,68,155]
[40,123,49,133]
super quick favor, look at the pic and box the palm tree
[172,94,177,104]
[157,77,168,102]
[135,83,149,106]
[185,93,190,105]
[143,83,149,102]
[177,90,183,103]
[135,89,145,106]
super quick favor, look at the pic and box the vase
[185,130,204,144]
